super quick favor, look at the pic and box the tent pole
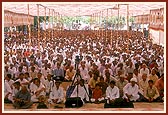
[44,7,46,41]
[117,4,119,38]
[106,8,108,39]
[37,4,40,49]
[49,9,51,40]
[101,11,103,37]
[27,4,31,47]
[52,9,54,39]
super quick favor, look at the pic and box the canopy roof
[3,2,165,17]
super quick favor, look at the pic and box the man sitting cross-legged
[13,86,33,109]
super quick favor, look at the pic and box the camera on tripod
[75,55,82,71]
[75,55,81,64]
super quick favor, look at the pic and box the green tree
[34,16,49,27]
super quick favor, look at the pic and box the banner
[4,10,34,27]
[149,8,164,31]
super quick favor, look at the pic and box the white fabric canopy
[3,2,165,17]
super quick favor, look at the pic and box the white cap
[130,78,137,82]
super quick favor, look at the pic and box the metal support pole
[110,8,112,39]
[106,9,108,39]
[52,9,54,39]
[49,9,51,39]
[127,4,129,31]
[142,13,144,34]
[37,4,40,49]
[117,4,119,38]
[44,7,46,41]
[27,4,31,46]
[101,11,103,37]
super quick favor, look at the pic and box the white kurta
[140,68,149,76]
[79,67,90,82]
[4,80,12,99]
[139,79,149,95]
[15,78,29,86]
[11,87,21,102]
[70,84,89,103]
[106,86,120,100]
[30,83,46,102]
[103,69,113,77]
[48,86,64,104]
[41,68,52,78]
[44,80,53,94]
[123,83,140,101]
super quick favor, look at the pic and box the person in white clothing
[44,74,53,96]
[29,66,38,80]
[70,79,89,104]
[5,74,14,88]
[4,65,13,79]
[106,80,120,102]
[37,72,46,85]
[48,80,64,104]
[79,62,90,82]
[139,73,149,95]
[30,78,46,102]
[15,66,26,80]
[104,80,124,108]
[102,64,113,77]
[4,80,12,103]
[140,63,149,76]
[41,64,51,79]
[104,70,117,84]
[11,81,21,103]
[65,66,75,81]
[123,78,140,102]
[15,73,29,87]
[133,69,142,84]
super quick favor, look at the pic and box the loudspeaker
[65,97,83,108]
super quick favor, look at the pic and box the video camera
[75,55,81,64]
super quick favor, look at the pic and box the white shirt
[103,75,118,83]
[139,79,149,95]
[4,80,12,97]
[71,84,89,102]
[44,80,53,93]
[111,64,117,76]
[9,67,17,76]
[12,87,21,97]
[30,83,46,96]
[123,83,139,96]
[15,78,29,86]
[15,70,26,79]
[102,69,113,76]
[4,69,13,78]
[29,82,36,94]
[106,86,120,100]
[133,74,142,84]
[79,67,89,81]
[156,60,163,67]
[140,68,149,76]
[49,86,64,100]
[39,76,46,85]
[41,68,52,78]
[116,67,126,76]
[6,79,14,87]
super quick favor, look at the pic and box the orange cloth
[92,89,102,100]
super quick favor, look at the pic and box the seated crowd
[4,30,164,109]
